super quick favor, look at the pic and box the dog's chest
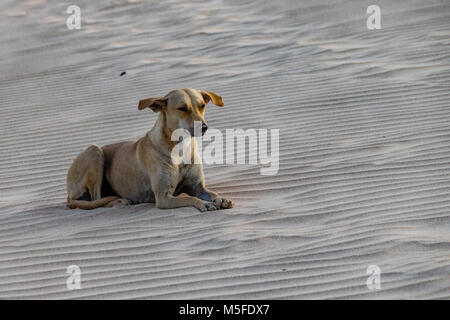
[178,163,195,180]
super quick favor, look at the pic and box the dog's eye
[178,106,188,112]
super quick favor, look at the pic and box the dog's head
[138,88,224,136]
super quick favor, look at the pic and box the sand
[1,0,450,299]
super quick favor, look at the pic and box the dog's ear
[138,97,168,112]
[201,91,224,107]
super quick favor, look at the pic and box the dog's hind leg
[87,182,102,201]
[67,144,119,209]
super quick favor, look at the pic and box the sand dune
[1,0,450,299]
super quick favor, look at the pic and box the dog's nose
[201,123,208,134]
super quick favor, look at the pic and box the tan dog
[67,88,233,212]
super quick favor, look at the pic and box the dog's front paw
[196,201,217,212]
[212,197,234,209]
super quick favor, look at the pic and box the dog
[66,88,233,212]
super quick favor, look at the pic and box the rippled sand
[1,0,450,299]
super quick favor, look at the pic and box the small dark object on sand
[120,71,126,76]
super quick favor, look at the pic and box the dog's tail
[67,196,119,210]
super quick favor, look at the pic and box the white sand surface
[1,0,450,299]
